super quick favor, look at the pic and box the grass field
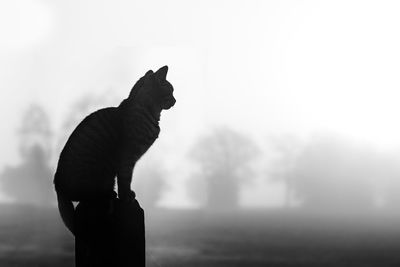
[1,204,400,267]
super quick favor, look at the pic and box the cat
[54,66,175,235]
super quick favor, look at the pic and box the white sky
[1,0,400,206]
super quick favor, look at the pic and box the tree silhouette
[1,145,54,205]
[189,127,259,210]
[268,134,304,208]
[275,134,376,212]
[18,104,52,159]
[1,104,54,205]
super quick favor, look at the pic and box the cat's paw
[118,189,136,203]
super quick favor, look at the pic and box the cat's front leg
[117,165,136,202]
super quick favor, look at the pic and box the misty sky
[1,0,400,206]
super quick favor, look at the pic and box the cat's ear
[145,70,154,76]
[144,69,159,88]
[128,70,153,98]
[155,65,168,81]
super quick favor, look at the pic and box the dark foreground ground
[1,204,400,267]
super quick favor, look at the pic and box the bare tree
[268,134,304,208]
[1,145,54,205]
[189,127,259,210]
[274,134,376,212]
[18,104,52,158]
[1,104,54,205]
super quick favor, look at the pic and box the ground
[1,204,400,267]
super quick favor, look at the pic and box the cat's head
[129,66,176,111]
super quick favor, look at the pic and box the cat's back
[57,107,121,174]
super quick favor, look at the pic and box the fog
[2,0,400,266]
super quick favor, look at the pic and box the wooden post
[75,196,145,267]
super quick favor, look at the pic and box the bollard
[75,195,145,267]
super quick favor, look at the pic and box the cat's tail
[57,193,75,235]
